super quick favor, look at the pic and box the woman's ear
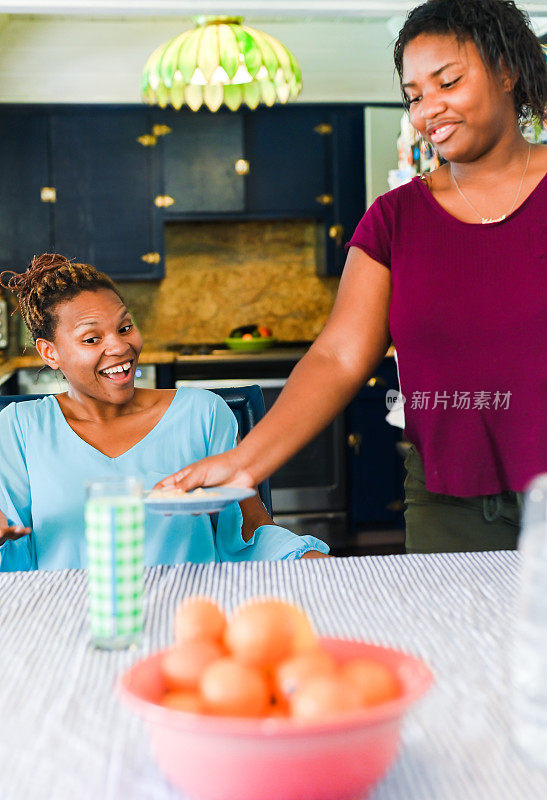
[499,58,518,93]
[35,338,60,370]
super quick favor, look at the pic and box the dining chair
[0,385,273,516]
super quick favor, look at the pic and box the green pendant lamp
[141,16,302,112]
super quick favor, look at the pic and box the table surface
[1,552,546,800]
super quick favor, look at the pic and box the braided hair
[393,0,547,124]
[0,253,124,342]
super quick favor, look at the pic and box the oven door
[175,378,346,516]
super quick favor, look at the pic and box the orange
[290,674,362,721]
[162,640,225,692]
[341,658,401,707]
[174,597,226,645]
[274,650,337,701]
[200,657,270,717]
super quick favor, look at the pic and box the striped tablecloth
[1,552,546,800]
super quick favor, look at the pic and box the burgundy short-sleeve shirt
[347,173,547,496]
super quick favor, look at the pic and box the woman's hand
[153,448,255,492]
[0,524,31,548]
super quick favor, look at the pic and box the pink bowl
[119,638,433,800]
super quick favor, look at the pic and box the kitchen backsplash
[5,219,340,356]
[120,219,340,347]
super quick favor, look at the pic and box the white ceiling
[0,1,546,15]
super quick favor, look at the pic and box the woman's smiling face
[402,33,515,163]
[41,288,143,403]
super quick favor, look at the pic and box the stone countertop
[0,344,395,381]
[0,350,177,381]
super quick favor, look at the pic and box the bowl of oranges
[119,597,432,800]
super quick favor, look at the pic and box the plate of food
[144,486,256,515]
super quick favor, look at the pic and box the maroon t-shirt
[348,173,547,496]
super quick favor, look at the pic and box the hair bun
[0,252,72,296]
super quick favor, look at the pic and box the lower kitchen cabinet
[345,358,405,531]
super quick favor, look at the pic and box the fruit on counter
[229,324,273,339]
[158,596,402,719]
[229,324,258,338]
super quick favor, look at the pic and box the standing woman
[159,0,547,554]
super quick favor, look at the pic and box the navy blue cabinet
[49,108,163,280]
[326,106,366,276]
[346,358,405,530]
[0,103,365,280]
[0,109,51,272]
[154,109,245,214]
[244,106,331,215]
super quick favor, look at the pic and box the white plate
[144,486,256,515]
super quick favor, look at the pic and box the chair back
[0,387,273,515]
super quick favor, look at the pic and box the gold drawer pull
[40,187,56,203]
[141,252,161,264]
[314,123,333,135]
[154,195,175,208]
[137,134,157,147]
[347,432,362,456]
[315,194,334,206]
[328,224,344,246]
[152,124,172,136]
[234,158,250,175]
[366,376,387,387]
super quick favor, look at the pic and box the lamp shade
[141,16,303,112]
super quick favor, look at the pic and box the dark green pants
[404,444,522,554]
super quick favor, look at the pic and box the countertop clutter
[1,552,545,800]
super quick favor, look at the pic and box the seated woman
[0,253,329,571]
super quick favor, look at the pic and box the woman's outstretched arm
[157,248,391,491]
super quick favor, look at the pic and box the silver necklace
[451,144,532,224]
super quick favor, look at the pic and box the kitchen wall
[0,15,400,104]
[120,219,339,347]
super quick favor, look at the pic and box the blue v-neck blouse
[0,388,328,571]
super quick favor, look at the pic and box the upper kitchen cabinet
[325,106,366,276]
[244,106,331,216]
[49,108,163,280]
[153,109,245,214]
[246,104,365,275]
[0,109,52,272]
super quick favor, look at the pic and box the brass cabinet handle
[154,195,175,208]
[313,123,333,135]
[328,224,344,246]
[315,194,334,206]
[152,124,172,137]
[386,500,405,513]
[347,432,362,456]
[234,158,250,175]
[141,252,161,264]
[40,187,56,203]
[137,134,157,147]
[366,376,387,387]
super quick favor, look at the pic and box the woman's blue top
[0,388,328,571]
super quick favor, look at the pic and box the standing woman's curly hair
[393,0,547,124]
[0,253,124,343]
